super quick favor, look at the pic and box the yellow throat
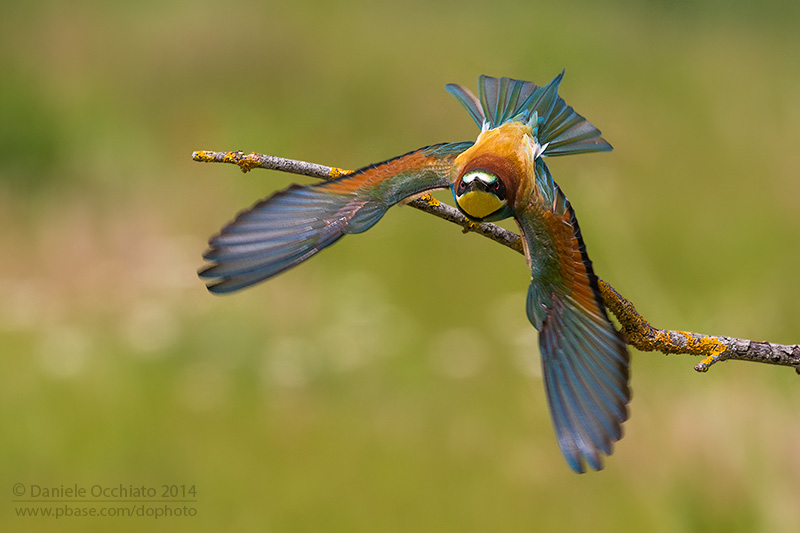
[456,190,506,220]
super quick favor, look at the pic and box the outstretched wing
[199,142,472,293]
[516,160,630,473]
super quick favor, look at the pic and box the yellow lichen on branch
[236,156,262,173]
[420,193,441,207]
[461,221,482,234]
[598,280,726,359]
[193,150,215,162]
[328,167,351,179]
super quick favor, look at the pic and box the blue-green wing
[516,162,630,473]
[200,142,472,293]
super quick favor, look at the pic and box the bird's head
[451,122,534,222]
[453,169,507,221]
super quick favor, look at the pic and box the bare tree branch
[193,150,800,374]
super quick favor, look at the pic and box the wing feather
[517,160,630,473]
[200,142,471,293]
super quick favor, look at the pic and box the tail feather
[447,72,612,157]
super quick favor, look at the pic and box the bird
[199,72,631,473]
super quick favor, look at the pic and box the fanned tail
[446,72,612,157]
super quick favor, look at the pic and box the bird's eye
[458,180,467,192]
[491,180,501,191]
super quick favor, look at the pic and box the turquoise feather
[446,72,613,157]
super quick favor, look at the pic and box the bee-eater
[200,72,631,473]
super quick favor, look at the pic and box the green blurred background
[2,0,800,531]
